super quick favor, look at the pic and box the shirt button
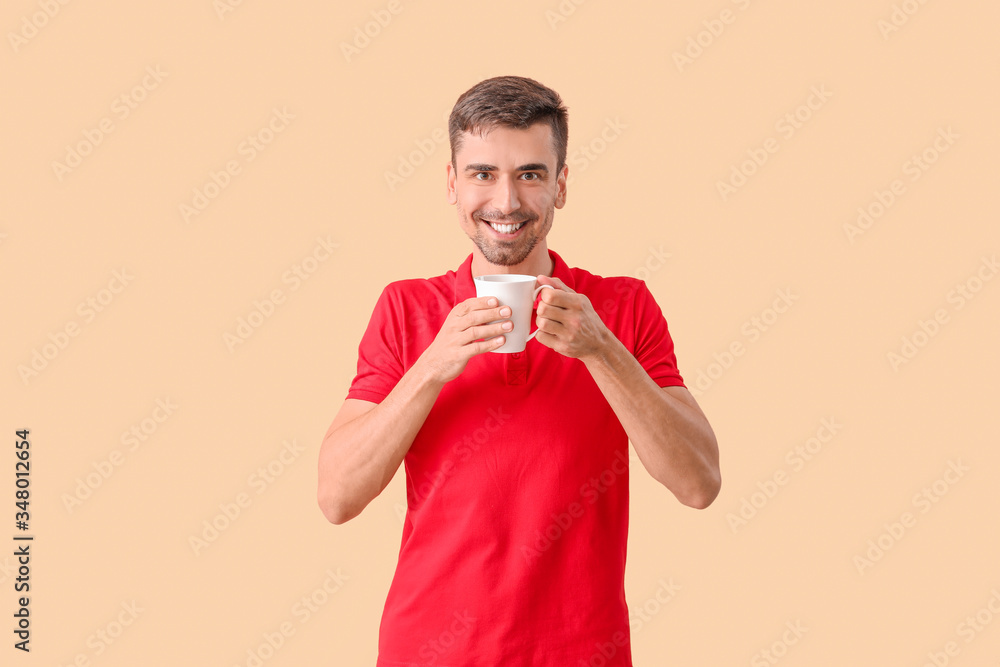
[512,352,521,358]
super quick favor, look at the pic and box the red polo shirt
[346,248,685,666]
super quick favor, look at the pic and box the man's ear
[555,164,568,208]
[446,162,457,205]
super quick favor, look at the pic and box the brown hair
[449,76,569,173]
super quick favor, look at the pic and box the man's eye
[521,172,540,181]
[474,172,491,181]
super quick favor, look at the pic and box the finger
[471,296,500,311]
[464,296,501,311]
[538,276,575,294]
[468,319,512,342]
[537,287,573,311]
[466,304,512,328]
[454,298,485,318]
[467,333,506,353]
[457,297,504,322]
[536,314,566,335]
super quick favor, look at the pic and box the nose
[491,174,520,216]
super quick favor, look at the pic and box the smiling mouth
[480,217,528,234]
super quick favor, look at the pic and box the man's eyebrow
[463,163,549,173]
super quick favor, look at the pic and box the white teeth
[488,221,524,234]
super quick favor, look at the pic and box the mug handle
[525,284,556,341]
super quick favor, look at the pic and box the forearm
[318,358,444,523]
[582,333,720,508]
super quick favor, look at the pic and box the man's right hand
[417,297,513,384]
[320,297,511,523]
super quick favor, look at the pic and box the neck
[471,244,553,279]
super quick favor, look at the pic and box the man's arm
[581,335,720,509]
[532,275,721,509]
[317,360,446,525]
[317,295,517,524]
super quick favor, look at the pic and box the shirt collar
[453,248,575,304]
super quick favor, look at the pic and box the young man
[319,76,720,666]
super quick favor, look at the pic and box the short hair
[448,76,569,173]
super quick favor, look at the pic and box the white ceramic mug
[473,274,555,353]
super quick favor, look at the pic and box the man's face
[446,122,567,268]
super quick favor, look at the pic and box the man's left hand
[532,275,610,360]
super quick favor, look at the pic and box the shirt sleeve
[632,280,685,388]
[344,284,405,404]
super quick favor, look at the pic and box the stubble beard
[460,203,554,268]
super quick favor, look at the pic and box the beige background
[3,1,998,665]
